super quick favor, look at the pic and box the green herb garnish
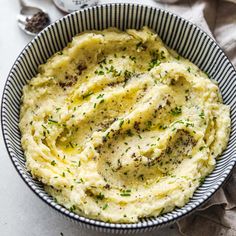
[159,124,167,130]
[170,106,182,116]
[69,205,76,212]
[120,189,131,197]
[97,94,104,99]
[48,119,58,124]
[82,92,94,99]
[199,146,206,151]
[96,192,105,200]
[148,59,160,70]
[119,119,124,127]
[51,160,56,166]
[69,142,74,148]
[199,111,205,119]
[102,203,109,210]
[95,70,104,75]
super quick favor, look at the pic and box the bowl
[2,3,236,233]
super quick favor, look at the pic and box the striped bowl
[2,3,236,234]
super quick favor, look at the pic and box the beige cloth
[156,0,236,235]
[177,173,236,236]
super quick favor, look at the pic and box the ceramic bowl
[2,3,236,233]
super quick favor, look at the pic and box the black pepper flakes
[77,63,87,75]
[25,11,50,34]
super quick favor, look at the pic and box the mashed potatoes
[19,27,231,223]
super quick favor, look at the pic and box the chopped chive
[170,106,182,116]
[102,203,108,210]
[69,142,74,148]
[96,70,104,75]
[199,111,205,119]
[69,205,76,212]
[96,192,105,200]
[148,59,160,71]
[82,92,94,99]
[129,56,136,62]
[51,160,56,166]
[119,119,124,127]
[120,193,131,197]
[199,177,205,185]
[136,41,143,49]
[159,124,167,129]
[97,94,104,99]
[160,208,165,215]
[199,146,206,151]
[48,119,58,124]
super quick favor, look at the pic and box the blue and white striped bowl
[2,3,236,233]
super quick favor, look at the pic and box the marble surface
[0,0,180,235]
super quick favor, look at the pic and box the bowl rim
[2,2,236,230]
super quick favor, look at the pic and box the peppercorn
[25,11,50,34]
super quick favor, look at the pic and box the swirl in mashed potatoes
[19,27,231,223]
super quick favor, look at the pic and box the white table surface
[0,1,181,235]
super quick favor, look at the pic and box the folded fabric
[177,172,236,236]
